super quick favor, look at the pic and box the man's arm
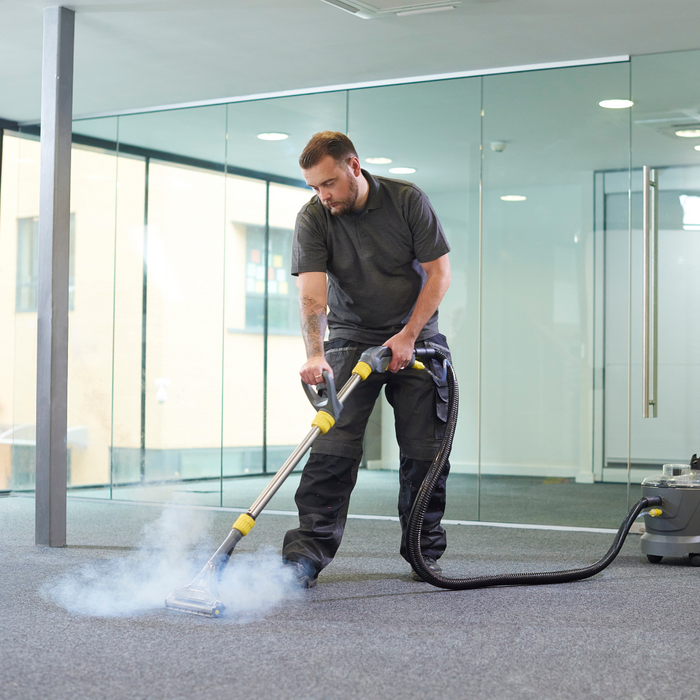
[383,254,451,373]
[297,271,333,384]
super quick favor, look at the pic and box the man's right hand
[300,355,334,386]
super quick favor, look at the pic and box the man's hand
[383,329,417,373]
[300,354,334,386]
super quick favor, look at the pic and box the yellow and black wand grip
[353,345,429,378]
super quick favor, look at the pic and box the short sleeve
[406,187,451,263]
[291,204,328,276]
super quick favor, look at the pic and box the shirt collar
[362,169,383,211]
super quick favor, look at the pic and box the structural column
[36,6,75,546]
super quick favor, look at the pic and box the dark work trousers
[283,334,451,577]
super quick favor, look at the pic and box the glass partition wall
[3,53,697,527]
[481,62,632,526]
[346,80,481,520]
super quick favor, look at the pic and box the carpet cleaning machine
[165,345,696,618]
[641,456,700,567]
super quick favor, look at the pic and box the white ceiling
[3,0,700,123]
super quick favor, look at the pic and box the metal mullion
[140,157,150,483]
[476,76,484,521]
[220,105,229,505]
[263,181,270,474]
[109,117,121,499]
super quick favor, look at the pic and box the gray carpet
[1,494,698,700]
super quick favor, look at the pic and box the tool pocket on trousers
[423,334,451,424]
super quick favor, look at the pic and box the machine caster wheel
[689,554,700,567]
[647,554,663,563]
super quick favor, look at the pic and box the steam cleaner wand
[164,346,414,616]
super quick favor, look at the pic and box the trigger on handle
[301,370,343,421]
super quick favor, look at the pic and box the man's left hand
[383,330,417,373]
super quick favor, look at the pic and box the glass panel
[265,181,316,477]
[222,92,346,511]
[482,62,631,527]
[108,146,147,497]
[345,79,481,519]
[109,106,229,505]
[0,132,41,491]
[617,51,700,488]
[225,92,348,181]
[221,171,268,484]
[65,119,120,492]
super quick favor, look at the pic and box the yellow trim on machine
[232,513,256,535]
[352,361,372,380]
[312,410,336,434]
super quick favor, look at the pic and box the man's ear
[348,156,362,177]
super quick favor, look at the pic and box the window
[244,224,298,334]
[16,215,75,312]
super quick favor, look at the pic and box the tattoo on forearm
[300,295,327,358]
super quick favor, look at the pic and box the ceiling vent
[320,0,461,19]
[635,110,700,140]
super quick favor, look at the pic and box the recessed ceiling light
[599,99,633,109]
[694,145,700,151]
[366,157,392,164]
[389,167,416,174]
[675,129,700,138]
[501,195,526,202]
[257,132,289,141]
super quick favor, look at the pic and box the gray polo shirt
[291,170,450,345]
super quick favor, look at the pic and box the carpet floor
[1,494,698,700]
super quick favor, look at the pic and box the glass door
[604,51,700,489]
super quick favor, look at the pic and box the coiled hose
[406,350,663,590]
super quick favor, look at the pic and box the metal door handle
[642,166,658,418]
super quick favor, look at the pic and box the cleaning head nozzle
[165,584,225,617]
[165,559,227,618]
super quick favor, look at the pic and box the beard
[321,174,359,216]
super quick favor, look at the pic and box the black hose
[406,350,663,590]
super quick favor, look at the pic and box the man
[283,131,452,587]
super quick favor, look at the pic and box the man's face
[302,155,359,216]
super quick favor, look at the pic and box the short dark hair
[299,131,358,170]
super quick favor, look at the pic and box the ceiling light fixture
[675,129,700,138]
[695,145,700,152]
[396,5,455,16]
[257,132,289,141]
[366,157,392,164]
[501,195,526,202]
[320,0,462,20]
[389,167,416,174]
[599,99,634,109]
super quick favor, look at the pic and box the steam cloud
[41,506,301,620]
